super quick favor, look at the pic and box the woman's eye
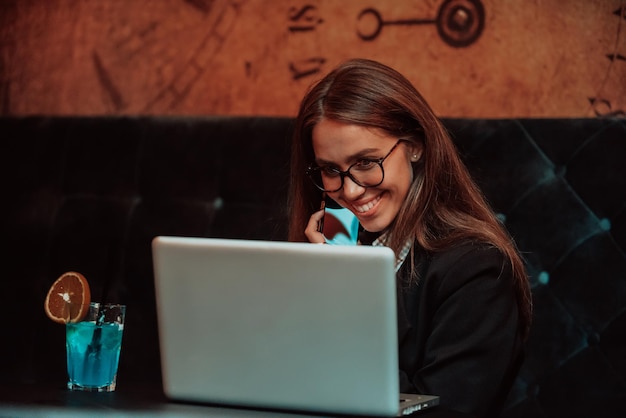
[354,159,377,170]
[321,166,341,177]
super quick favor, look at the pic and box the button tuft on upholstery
[526,382,540,397]
[538,271,549,285]
[587,333,600,346]
[213,197,224,210]
[599,218,611,231]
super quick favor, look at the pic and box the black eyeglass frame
[306,139,405,193]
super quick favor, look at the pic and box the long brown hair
[288,58,532,339]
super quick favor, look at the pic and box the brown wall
[1,0,625,117]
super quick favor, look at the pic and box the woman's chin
[359,218,390,234]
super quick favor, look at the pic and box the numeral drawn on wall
[588,97,625,117]
[590,31,625,116]
[289,57,327,80]
[606,53,626,62]
[589,6,626,117]
[287,5,326,80]
[288,5,324,32]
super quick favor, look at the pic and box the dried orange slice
[44,271,91,324]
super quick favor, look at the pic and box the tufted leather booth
[2,116,625,417]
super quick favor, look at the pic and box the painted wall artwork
[1,0,624,117]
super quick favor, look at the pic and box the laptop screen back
[152,236,400,416]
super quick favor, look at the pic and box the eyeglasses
[306,140,404,192]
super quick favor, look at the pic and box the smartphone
[321,195,359,245]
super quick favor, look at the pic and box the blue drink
[66,303,125,392]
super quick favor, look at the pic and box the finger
[305,209,326,243]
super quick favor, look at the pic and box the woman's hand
[305,208,326,244]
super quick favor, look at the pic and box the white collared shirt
[372,233,412,272]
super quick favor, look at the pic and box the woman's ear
[408,143,423,162]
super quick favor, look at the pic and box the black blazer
[396,242,525,418]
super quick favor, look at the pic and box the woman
[288,58,532,418]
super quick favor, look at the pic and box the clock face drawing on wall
[281,0,625,118]
[2,0,625,117]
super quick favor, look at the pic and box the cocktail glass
[66,302,126,392]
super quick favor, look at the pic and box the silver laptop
[152,236,439,416]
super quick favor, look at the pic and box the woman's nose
[341,176,366,199]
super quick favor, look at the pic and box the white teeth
[354,196,381,213]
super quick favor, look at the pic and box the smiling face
[312,118,420,233]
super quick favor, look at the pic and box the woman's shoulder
[416,241,513,294]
